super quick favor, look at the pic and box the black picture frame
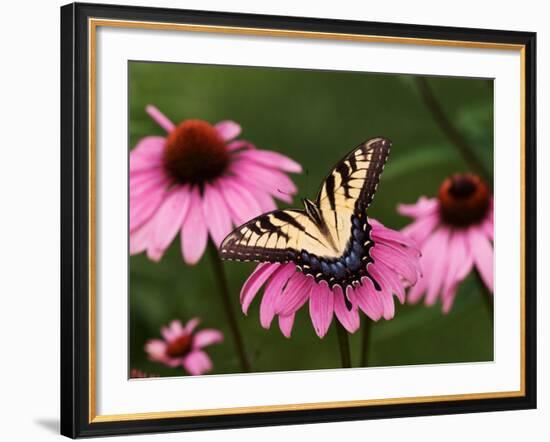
[61,2,537,438]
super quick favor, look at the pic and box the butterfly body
[220,137,391,291]
[296,211,373,288]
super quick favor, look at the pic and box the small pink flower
[130,368,158,378]
[145,318,223,375]
[130,105,302,264]
[239,219,420,338]
[398,173,494,313]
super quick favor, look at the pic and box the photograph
[128,61,495,377]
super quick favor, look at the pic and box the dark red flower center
[163,119,230,184]
[438,173,490,227]
[165,334,192,358]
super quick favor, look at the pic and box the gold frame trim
[88,18,527,424]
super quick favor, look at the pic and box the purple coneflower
[129,368,158,379]
[145,318,223,376]
[130,105,301,264]
[398,173,493,312]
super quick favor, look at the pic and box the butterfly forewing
[219,209,339,263]
[317,137,391,215]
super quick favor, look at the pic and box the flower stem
[335,321,352,368]
[208,242,251,372]
[360,318,373,366]
[414,77,492,183]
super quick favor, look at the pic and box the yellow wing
[317,137,390,214]
[219,209,340,263]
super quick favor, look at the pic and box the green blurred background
[129,61,494,377]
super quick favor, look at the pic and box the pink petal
[370,220,419,251]
[397,197,439,219]
[481,217,494,240]
[368,265,395,320]
[185,318,201,334]
[353,278,383,321]
[226,140,255,152]
[278,314,295,338]
[372,260,405,304]
[236,149,302,173]
[130,179,169,232]
[146,105,175,133]
[169,319,185,335]
[276,273,313,316]
[180,187,209,265]
[260,264,296,328]
[333,285,360,333]
[129,169,168,200]
[468,226,494,292]
[145,339,167,361]
[248,186,277,212]
[146,246,163,262]
[442,286,459,314]
[215,120,241,141]
[165,357,185,368]
[161,320,185,342]
[400,211,441,247]
[481,202,494,239]
[161,326,174,342]
[182,350,213,375]
[129,218,153,255]
[202,183,233,247]
[424,228,451,305]
[231,160,297,203]
[193,329,224,349]
[130,136,166,172]
[407,273,427,304]
[441,230,469,300]
[240,263,280,314]
[147,186,191,261]
[309,281,334,338]
[407,228,445,304]
[131,135,166,158]
[218,177,263,225]
[371,243,419,285]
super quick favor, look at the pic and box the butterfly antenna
[276,188,293,197]
[276,168,310,199]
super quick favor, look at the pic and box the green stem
[360,318,373,367]
[208,242,251,372]
[414,77,492,183]
[335,321,352,368]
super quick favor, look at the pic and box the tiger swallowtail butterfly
[220,137,391,290]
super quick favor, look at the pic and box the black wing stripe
[335,162,351,198]
[258,214,289,241]
[355,139,390,212]
[271,211,331,249]
[247,222,264,236]
[272,211,306,231]
[348,154,358,172]
[324,174,336,211]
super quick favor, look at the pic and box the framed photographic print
[60,2,537,438]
